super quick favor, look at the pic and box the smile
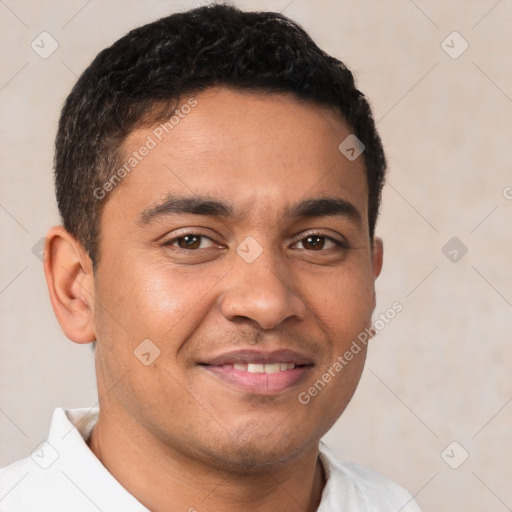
[228,362,296,373]
[199,349,313,394]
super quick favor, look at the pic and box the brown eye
[294,234,344,251]
[163,231,222,252]
[302,235,326,250]
[177,235,202,249]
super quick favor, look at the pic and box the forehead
[106,87,368,225]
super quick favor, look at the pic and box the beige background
[1,0,512,510]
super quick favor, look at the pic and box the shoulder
[319,443,421,511]
[0,408,148,512]
[0,455,53,511]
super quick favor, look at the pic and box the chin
[196,424,316,474]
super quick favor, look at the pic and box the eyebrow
[137,194,362,226]
[285,197,362,225]
[137,195,233,225]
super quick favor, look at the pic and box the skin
[44,87,383,512]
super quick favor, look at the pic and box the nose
[219,252,307,330]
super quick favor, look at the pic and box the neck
[87,406,325,512]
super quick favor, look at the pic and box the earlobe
[43,226,96,344]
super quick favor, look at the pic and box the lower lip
[202,365,311,394]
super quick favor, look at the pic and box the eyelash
[294,233,349,251]
[162,231,350,251]
[163,232,220,250]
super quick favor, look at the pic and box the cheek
[306,268,376,336]
[296,345,368,442]
[93,257,226,349]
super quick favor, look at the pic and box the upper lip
[200,349,314,366]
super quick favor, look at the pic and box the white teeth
[233,363,296,373]
[247,363,265,373]
[264,363,281,374]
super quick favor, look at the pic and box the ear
[371,236,384,279]
[43,226,96,344]
[370,237,384,310]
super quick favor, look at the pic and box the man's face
[91,87,382,470]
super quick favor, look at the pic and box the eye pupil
[178,235,201,249]
[304,235,324,250]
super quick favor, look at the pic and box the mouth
[199,349,314,395]
[224,362,297,373]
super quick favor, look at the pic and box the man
[0,3,420,511]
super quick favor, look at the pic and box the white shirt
[0,408,421,511]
